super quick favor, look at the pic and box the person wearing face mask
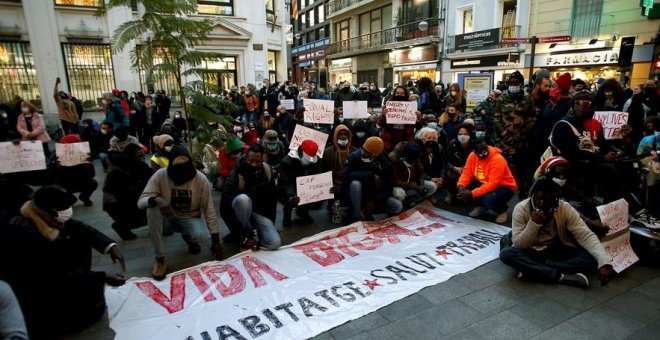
[570,79,587,95]
[0,185,126,339]
[0,103,18,142]
[445,83,466,114]
[390,142,438,209]
[104,144,155,240]
[261,129,286,166]
[229,85,245,119]
[355,82,373,107]
[415,127,446,194]
[369,82,383,108]
[500,178,615,288]
[154,90,171,128]
[139,145,224,280]
[272,104,295,145]
[439,103,465,142]
[243,86,260,123]
[494,71,537,199]
[332,81,357,108]
[220,144,280,250]
[637,116,660,193]
[350,119,370,149]
[322,125,356,216]
[16,101,52,160]
[242,121,259,146]
[109,125,141,153]
[102,92,128,131]
[536,73,573,158]
[217,136,248,190]
[256,110,274,136]
[457,140,518,224]
[379,85,417,152]
[444,124,475,204]
[343,137,401,222]
[53,77,79,135]
[278,140,323,227]
[53,134,98,207]
[473,89,501,139]
[150,134,175,170]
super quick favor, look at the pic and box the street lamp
[418,20,429,31]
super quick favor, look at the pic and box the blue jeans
[232,194,281,250]
[349,180,402,222]
[147,207,210,258]
[392,180,438,202]
[243,111,258,123]
[467,181,514,214]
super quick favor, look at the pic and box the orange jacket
[457,146,518,197]
[244,94,260,112]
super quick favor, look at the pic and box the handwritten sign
[281,99,295,110]
[55,142,91,167]
[0,141,46,174]
[290,124,329,158]
[597,198,629,236]
[342,101,369,119]
[296,171,334,205]
[303,99,335,124]
[594,111,628,140]
[385,101,417,124]
[602,231,639,273]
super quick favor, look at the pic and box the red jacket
[218,144,248,178]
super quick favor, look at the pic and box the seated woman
[444,123,475,204]
[53,134,97,207]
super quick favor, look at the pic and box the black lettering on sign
[370,269,399,285]
[261,308,283,328]
[385,265,417,280]
[274,302,299,322]
[344,281,372,297]
[396,260,428,274]
[330,285,356,302]
[238,315,270,338]
[217,325,248,340]
[297,297,328,317]
[314,289,341,307]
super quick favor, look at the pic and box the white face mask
[475,131,486,139]
[508,86,521,94]
[21,107,30,113]
[451,91,457,97]
[552,177,567,187]
[164,146,173,152]
[55,207,73,223]
[1,113,7,119]
[301,155,317,166]
[457,135,470,144]
[361,157,373,163]
[337,139,349,147]
[356,132,366,138]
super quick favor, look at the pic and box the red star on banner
[436,249,451,259]
[363,279,381,290]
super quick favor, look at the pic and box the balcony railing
[326,0,369,17]
[446,25,521,54]
[326,19,440,57]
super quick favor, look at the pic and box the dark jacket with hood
[322,124,356,187]
[277,148,322,200]
[333,87,357,108]
[103,146,155,216]
[550,110,608,165]
[343,149,395,202]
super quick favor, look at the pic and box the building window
[55,0,102,6]
[457,6,473,34]
[570,0,603,39]
[268,51,277,83]
[62,43,115,107]
[318,4,325,23]
[0,41,41,108]
[359,6,392,35]
[402,0,436,23]
[136,47,180,104]
[198,0,234,16]
[204,57,237,92]
[309,10,315,27]
[266,0,275,22]
[335,19,350,42]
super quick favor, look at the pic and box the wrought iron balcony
[326,0,370,17]
[446,25,522,54]
[326,19,440,58]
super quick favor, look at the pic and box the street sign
[538,35,571,43]
[501,37,529,43]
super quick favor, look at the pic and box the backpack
[541,120,598,162]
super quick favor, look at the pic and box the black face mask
[167,160,197,185]
[393,96,407,101]
[425,140,437,148]
[644,87,655,97]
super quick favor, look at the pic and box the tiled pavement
[63,145,660,340]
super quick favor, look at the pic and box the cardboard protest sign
[281,99,295,110]
[0,141,46,174]
[296,171,334,205]
[601,231,639,273]
[385,101,417,124]
[342,101,369,119]
[303,99,335,124]
[594,111,629,140]
[55,142,91,167]
[290,124,329,157]
[597,198,629,236]
[106,202,509,340]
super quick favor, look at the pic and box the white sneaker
[469,206,487,217]
[495,212,508,224]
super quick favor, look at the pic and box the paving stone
[310,332,335,340]
[418,277,475,305]
[344,315,441,340]
[567,305,646,339]
[510,294,581,329]
[469,310,542,340]
[543,276,640,312]
[377,294,434,322]
[633,277,660,300]
[602,290,660,323]
[442,327,486,340]
[328,312,389,339]
[624,318,660,340]
[453,265,511,290]
[416,299,484,335]
[458,284,518,314]
[620,264,660,284]
[530,322,601,340]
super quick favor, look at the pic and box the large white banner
[106,202,509,340]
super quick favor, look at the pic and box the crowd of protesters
[0,71,658,339]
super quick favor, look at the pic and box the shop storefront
[390,46,438,85]
[329,57,353,85]
[298,49,326,84]
[449,53,521,85]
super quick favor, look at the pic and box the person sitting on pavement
[0,186,126,339]
[444,123,476,204]
[322,125,356,215]
[415,127,446,195]
[439,103,465,142]
[220,144,281,250]
[457,139,518,224]
[109,125,140,153]
[53,134,98,207]
[103,144,155,240]
[390,141,438,209]
[261,129,286,167]
[343,136,402,222]
[379,86,417,152]
[150,134,174,170]
[499,178,615,288]
[278,140,323,227]
[90,121,114,172]
[138,145,223,280]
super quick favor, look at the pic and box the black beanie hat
[168,145,191,163]
[508,71,524,84]
[33,185,76,212]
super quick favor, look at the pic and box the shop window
[457,6,474,34]
[570,0,603,39]
[62,43,115,107]
[0,41,41,108]
[268,51,277,83]
[266,0,275,22]
[198,0,234,16]
[204,57,237,92]
[55,0,102,6]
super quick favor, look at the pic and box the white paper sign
[342,101,369,119]
[55,142,91,167]
[602,231,639,273]
[281,99,295,110]
[105,202,509,340]
[597,198,629,236]
[290,124,329,158]
[594,111,629,140]
[296,171,334,205]
[0,141,46,174]
[385,101,417,124]
[303,99,335,124]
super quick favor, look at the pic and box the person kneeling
[391,141,437,209]
[499,178,615,288]
[220,144,281,250]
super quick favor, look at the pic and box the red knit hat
[300,140,319,156]
[540,156,568,174]
[556,73,572,92]
[59,134,81,144]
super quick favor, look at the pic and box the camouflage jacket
[493,92,536,156]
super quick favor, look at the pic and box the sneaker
[559,273,589,288]
[152,257,167,281]
[469,206,487,218]
[495,212,508,224]
[111,223,137,241]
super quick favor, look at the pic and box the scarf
[19,201,62,241]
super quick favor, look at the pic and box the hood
[333,124,352,150]
[478,146,502,161]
